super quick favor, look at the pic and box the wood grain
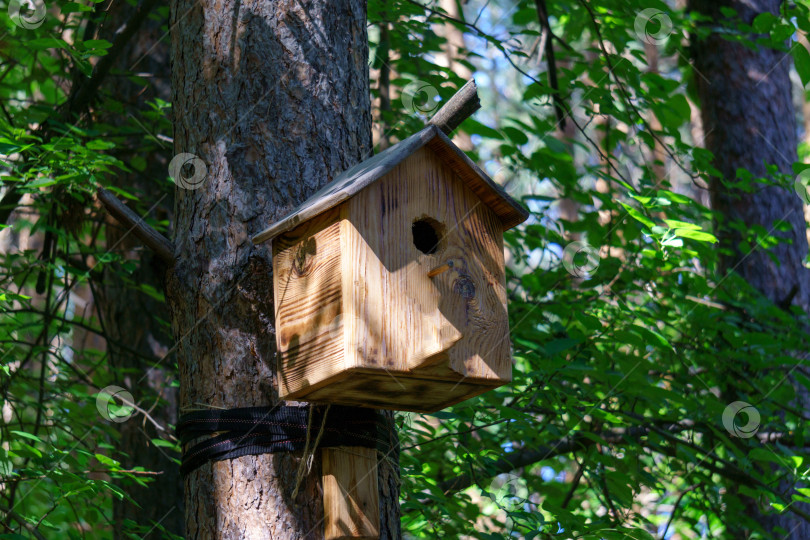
[344,145,512,382]
[426,129,528,230]
[301,369,500,412]
[427,79,481,135]
[273,207,346,399]
[252,125,528,244]
[322,447,380,540]
[274,147,514,409]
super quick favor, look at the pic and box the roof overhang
[252,124,529,244]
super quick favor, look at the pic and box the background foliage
[2,0,810,538]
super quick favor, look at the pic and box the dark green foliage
[2,0,810,537]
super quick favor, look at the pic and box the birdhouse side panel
[272,206,347,399]
[438,182,511,383]
[343,146,512,384]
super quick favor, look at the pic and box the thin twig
[561,461,585,509]
[660,485,697,539]
[2,469,165,483]
[0,505,48,540]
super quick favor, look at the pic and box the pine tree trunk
[690,0,809,309]
[88,0,183,536]
[690,0,810,537]
[167,1,401,537]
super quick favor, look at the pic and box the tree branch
[561,460,584,509]
[431,423,796,497]
[96,188,174,264]
[0,505,47,540]
[67,0,162,113]
[659,485,697,540]
[533,0,565,128]
[427,79,480,135]
[436,426,649,495]
[0,0,161,226]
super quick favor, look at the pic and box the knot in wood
[453,275,476,299]
[293,237,317,276]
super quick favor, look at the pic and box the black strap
[176,405,393,476]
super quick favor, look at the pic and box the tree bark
[167,1,400,538]
[690,0,809,309]
[690,0,810,537]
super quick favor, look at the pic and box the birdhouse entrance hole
[253,125,531,413]
[412,217,444,255]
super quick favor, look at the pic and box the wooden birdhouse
[253,124,528,413]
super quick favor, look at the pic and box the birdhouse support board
[322,446,380,540]
[256,125,528,413]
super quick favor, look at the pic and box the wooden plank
[273,207,346,399]
[344,146,512,383]
[322,447,380,540]
[340,180,461,377]
[300,369,501,412]
[252,125,528,244]
[426,129,528,230]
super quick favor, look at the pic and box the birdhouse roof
[252,124,529,244]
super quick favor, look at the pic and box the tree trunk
[88,1,184,536]
[690,0,810,537]
[167,1,401,538]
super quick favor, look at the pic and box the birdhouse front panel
[261,125,528,412]
[341,146,511,383]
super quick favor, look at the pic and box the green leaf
[151,438,176,448]
[83,39,113,49]
[16,442,42,458]
[10,430,42,443]
[26,177,57,189]
[464,119,502,140]
[673,228,717,243]
[86,139,115,150]
[658,191,691,204]
[752,12,777,33]
[663,219,701,230]
[750,448,785,465]
[667,94,691,121]
[792,44,810,87]
[544,338,581,356]
[27,38,67,50]
[632,324,672,350]
[95,453,120,467]
[62,2,94,13]
[502,126,529,145]
[620,202,655,228]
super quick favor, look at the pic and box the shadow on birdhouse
[253,124,529,413]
